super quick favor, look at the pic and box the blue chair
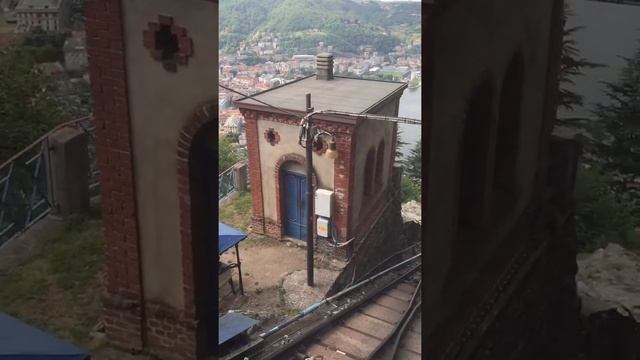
[218,312,258,346]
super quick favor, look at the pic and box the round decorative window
[264,128,280,146]
[143,15,194,72]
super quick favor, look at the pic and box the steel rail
[258,253,422,339]
[256,263,422,360]
[389,299,422,360]
[368,279,422,360]
[348,242,421,288]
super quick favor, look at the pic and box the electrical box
[314,189,333,217]
[317,217,330,238]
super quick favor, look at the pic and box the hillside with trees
[219,0,420,54]
[559,3,640,253]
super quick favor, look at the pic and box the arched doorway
[281,161,308,240]
[176,103,216,358]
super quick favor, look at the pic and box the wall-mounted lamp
[325,139,338,159]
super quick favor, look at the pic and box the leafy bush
[401,175,421,203]
[219,135,241,174]
[574,165,639,252]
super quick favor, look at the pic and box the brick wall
[85,0,145,352]
[242,110,266,235]
[145,302,198,360]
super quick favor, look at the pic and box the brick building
[235,53,407,257]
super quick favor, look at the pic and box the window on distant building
[494,52,524,194]
[364,147,376,196]
[458,75,495,228]
[375,139,385,187]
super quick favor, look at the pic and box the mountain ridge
[219,0,421,55]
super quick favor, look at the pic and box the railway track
[288,274,422,360]
[223,252,422,360]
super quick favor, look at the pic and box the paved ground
[219,234,344,328]
[282,268,339,310]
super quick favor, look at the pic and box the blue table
[0,312,89,359]
[219,223,247,295]
[218,312,258,346]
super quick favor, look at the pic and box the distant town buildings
[14,0,68,33]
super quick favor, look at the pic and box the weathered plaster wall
[423,0,556,336]
[122,0,217,308]
[351,115,396,235]
[257,120,335,223]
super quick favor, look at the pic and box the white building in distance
[15,0,69,33]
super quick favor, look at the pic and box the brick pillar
[86,0,145,352]
[326,121,355,256]
[241,110,265,234]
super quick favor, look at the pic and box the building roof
[16,0,60,11]
[235,75,407,114]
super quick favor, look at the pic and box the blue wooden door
[283,171,308,240]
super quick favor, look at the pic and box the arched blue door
[282,170,308,240]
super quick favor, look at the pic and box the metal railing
[218,160,248,201]
[0,116,97,246]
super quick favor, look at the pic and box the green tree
[21,28,67,63]
[0,47,62,162]
[401,175,420,203]
[558,4,604,122]
[574,165,638,252]
[395,130,408,166]
[405,138,421,182]
[400,139,421,203]
[592,42,640,215]
[219,136,240,174]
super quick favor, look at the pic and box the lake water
[397,87,422,159]
[561,0,640,119]
[394,0,640,154]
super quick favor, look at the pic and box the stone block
[49,127,90,217]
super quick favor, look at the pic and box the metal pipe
[389,299,422,360]
[370,279,421,359]
[348,242,421,287]
[302,109,421,126]
[259,252,421,338]
[305,93,314,287]
[235,243,244,295]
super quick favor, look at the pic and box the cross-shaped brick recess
[143,15,194,72]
